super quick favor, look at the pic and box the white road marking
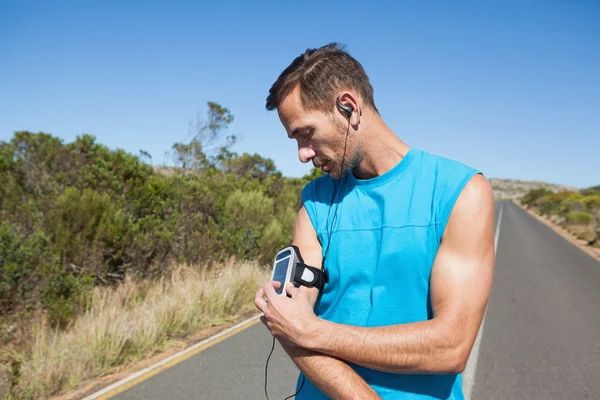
[495,206,503,255]
[463,203,503,399]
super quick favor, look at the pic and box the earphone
[336,98,354,118]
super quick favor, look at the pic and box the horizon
[1,0,598,188]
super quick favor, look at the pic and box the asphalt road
[472,201,600,400]
[114,201,600,400]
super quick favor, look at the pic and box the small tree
[171,102,236,173]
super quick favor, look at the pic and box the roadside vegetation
[0,103,323,399]
[490,178,574,200]
[520,186,600,248]
[1,262,268,399]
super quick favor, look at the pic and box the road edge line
[83,314,262,400]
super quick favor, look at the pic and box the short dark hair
[266,43,378,114]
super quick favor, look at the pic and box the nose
[298,142,316,164]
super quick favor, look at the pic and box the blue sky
[1,0,598,188]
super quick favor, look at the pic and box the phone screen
[273,258,290,294]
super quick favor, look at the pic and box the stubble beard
[328,123,363,181]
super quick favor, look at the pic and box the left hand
[254,281,318,348]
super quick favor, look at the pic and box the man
[254,43,495,399]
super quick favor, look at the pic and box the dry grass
[564,223,597,242]
[1,261,269,399]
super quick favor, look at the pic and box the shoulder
[441,173,495,257]
[414,150,490,241]
[414,150,482,201]
[438,173,495,247]
[419,149,476,175]
[450,174,495,223]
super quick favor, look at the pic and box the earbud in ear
[336,98,353,118]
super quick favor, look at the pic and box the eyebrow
[288,125,315,139]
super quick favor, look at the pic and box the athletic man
[254,43,495,399]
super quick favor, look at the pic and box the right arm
[278,205,380,400]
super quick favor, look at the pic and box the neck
[352,113,410,180]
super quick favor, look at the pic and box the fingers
[264,281,279,301]
[260,315,269,328]
[286,283,299,298]
[254,288,268,313]
[260,316,277,338]
[282,282,312,299]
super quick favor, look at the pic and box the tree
[171,102,236,173]
[218,152,279,180]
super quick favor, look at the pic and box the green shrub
[581,185,600,196]
[222,190,274,260]
[560,198,586,214]
[536,197,559,216]
[547,191,579,205]
[564,211,593,225]
[521,188,553,206]
[259,219,287,265]
[0,224,59,313]
[583,195,600,210]
[0,123,313,324]
[39,267,94,327]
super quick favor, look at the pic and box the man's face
[277,86,361,180]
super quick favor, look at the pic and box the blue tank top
[296,148,481,400]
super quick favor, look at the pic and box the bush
[521,188,553,206]
[564,211,593,225]
[563,212,596,242]
[222,190,275,260]
[0,128,313,324]
[0,225,59,314]
[560,198,586,214]
[546,191,579,205]
[581,185,600,196]
[536,197,559,216]
[39,268,94,328]
[583,195,600,210]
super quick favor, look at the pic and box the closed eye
[289,125,316,140]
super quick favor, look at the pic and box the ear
[337,91,361,126]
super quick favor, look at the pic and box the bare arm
[280,343,379,400]
[258,205,379,399]
[301,174,495,374]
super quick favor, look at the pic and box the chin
[328,171,343,180]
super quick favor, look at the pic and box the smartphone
[271,247,295,295]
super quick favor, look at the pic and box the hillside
[490,178,576,200]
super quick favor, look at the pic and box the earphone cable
[264,337,275,400]
[284,375,305,400]
[264,336,305,400]
[264,115,351,400]
[323,118,350,264]
[323,118,350,259]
